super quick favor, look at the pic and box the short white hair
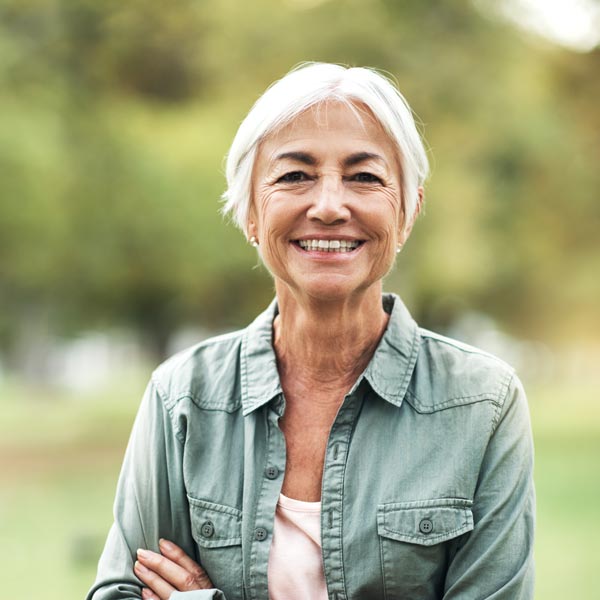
[221,62,429,235]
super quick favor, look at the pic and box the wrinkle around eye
[275,171,311,184]
[348,172,385,184]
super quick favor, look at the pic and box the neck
[273,284,389,394]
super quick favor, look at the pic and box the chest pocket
[377,498,474,600]
[188,496,243,600]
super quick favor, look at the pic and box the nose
[306,176,351,225]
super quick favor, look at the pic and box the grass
[527,381,600,599]
[0,375,598,599]
[0,375,144,599]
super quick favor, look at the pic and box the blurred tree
[0,0,598,364]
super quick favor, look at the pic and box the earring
[249,236,259,247]
[396,244,403,254]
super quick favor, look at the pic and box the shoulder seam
[151,328,246,416]
[490,370,516,434]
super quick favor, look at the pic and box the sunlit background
[1,1,598,598]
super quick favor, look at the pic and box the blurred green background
[1,0,599,598]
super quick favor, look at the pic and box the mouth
[293,239,365,253]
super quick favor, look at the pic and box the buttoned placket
[320,385,366,600]
[240,295,419,600]
[247,394,286,600]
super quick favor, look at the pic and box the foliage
[0,0,598,358]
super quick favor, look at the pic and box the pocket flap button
[201,521,215,538]
[419,518,433,534]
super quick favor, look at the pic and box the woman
[87,63,535,600]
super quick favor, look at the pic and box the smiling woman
[248,101,412,304]
[87,63,535,600]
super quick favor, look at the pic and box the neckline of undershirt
[278,493,321,513]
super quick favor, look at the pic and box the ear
[398,187,424,245]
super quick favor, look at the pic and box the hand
[134,538,213,600]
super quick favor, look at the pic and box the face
[249,101,413,303]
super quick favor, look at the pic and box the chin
[297,276,379,303]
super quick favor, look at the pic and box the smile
[294,239,363,253]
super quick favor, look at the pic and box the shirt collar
[241,297,283,416]
[240,293,420,416]
[362,293,420,407]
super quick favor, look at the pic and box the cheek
[254,186,292,219]
[252,187,273,227]
[258,210,293,244]
[364,191,403,241]
[382,190,404,245]
[253,192,296,269]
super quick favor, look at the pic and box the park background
[1,0,599,598]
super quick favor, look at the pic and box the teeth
[297,239,361,252]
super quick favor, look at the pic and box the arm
[443,373,535,599]
[86,380,225,600]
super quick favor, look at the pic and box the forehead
[257,100,398,163]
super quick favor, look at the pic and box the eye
[277,171,309,183]
[352,172,383,184]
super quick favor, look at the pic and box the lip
[290,238,366,259]
[293,235,365,242]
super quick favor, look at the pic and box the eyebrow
[274,151,317,165]
[342,152,386,168]
[273,151,386,168]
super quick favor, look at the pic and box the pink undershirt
[267,493,328,600]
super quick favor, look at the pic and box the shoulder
[407,327,516,413]
[151,328,246,413]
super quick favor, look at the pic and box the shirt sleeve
[443,372,536,599]
[86,379,227,600]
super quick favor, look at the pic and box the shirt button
[265,466,279,479]
[200,521,215,538]
[254,527,268,541]
[419,518,433,534]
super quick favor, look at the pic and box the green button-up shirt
[87,294,535,600]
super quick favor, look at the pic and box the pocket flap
[377,498,473,547]
[188,497,242,548]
